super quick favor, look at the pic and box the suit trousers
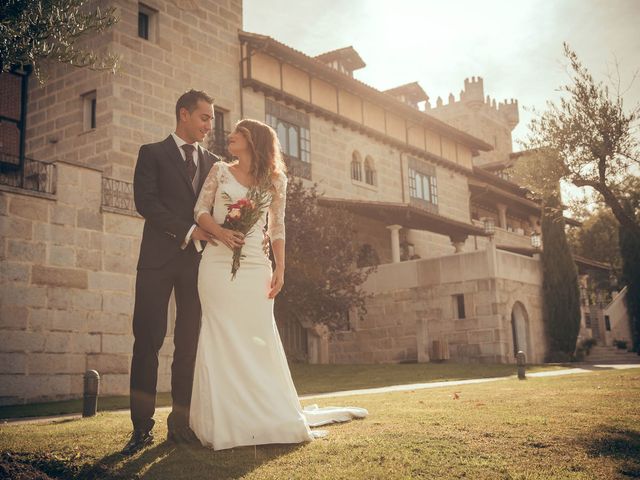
[130,247,201,433]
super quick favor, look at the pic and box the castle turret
[429,76,520,167]
[460,76,484,109]
[498,98,519,130]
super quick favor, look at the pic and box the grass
[1,367,638,479]
[0,362,565,420]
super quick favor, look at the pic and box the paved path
[4,364,639,425]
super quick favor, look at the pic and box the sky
[244,0,640,150]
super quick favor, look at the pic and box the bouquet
[221,187,271,280]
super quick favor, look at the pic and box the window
[265,100,311,179]
[138,11,149,39]
[605,315,611,332]
[268,115,309,161]
[210,108,229,159]
[351,151,362,181]
[453,294,465,319]
[409,167,437,205]
[364,156,376,185]
[138,4,157,42]
[585,313,591,328]
[82,91,97,131]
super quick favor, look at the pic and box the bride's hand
[268,268,284,299]
[217,227,245,250]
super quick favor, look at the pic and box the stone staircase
[585,345,640,364]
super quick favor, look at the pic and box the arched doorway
[511,301,530,358]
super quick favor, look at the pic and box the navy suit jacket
[133,135,219,269]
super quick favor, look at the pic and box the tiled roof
[239,31,492,152]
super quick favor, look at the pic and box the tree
[541,193,582,361]
[566,207,621,285]
[523,43,640,241]
[274,177,374,333]
[0,0,119,80]
[618,176,640,352]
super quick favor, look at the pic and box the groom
[122,90,221,455]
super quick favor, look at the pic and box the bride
[189,119,367,450]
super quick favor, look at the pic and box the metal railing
[0,153,56,194]
[284,155,311,180]
[102,177,137,214]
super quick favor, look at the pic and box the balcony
[284,155,311,180]
[102,177,138,216]
[0,153,56,196]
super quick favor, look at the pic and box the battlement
[431,77,519,130]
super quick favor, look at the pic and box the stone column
[496,203,507,229]
[386,224,402,263]
[528,214,540,234]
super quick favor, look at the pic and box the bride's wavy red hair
[234,119,287,188]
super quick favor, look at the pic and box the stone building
[0,1,617,405]
[0,0,242,405]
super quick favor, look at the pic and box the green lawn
[0,362,564,420]
[1,368,638,479]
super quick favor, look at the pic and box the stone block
[87,311,131,335]
[103,233,134,255]
[33,223,74,245]
[77,209,104,231]
[9,196,49,222]
[0,353,26,374]
[104,212,143,236]
[88,271,132,292]
[0,305,29,329]
[101,333,134,354]
[76,248,102,270]
[103,292,133,315]
[7,240,46,263]
[1,284,47,308]
[27,353,86,374]
[456,344,481,358]
[446,331,468,345]
[104,253,136,275]
[32,265,88,289]
[75,230,102,249]
[28,308,54,331]
[86,353,130,374]
[52,309,88,332]
[0,194,7,215]
[0,330,46,352]
[0,373,76,401]
[50,204,76,226]
[71,290,102,311]
[100,373,130,395]
[48,245,76,267]
[0,216,32,240]
[454,318,480,331]
[0,261,30,283]
[471,329,495,343]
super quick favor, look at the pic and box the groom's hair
[175,89,214,122]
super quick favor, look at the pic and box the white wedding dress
[189,161,367,450]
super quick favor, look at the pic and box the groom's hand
[192,226,218,245]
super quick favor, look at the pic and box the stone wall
[0,162,166,405]
[25,0,242,181]
[329,247,547,365]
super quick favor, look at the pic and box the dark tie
[181,144,197,182]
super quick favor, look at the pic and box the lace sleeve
[194,162,221,222]
[267,173,287,241]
